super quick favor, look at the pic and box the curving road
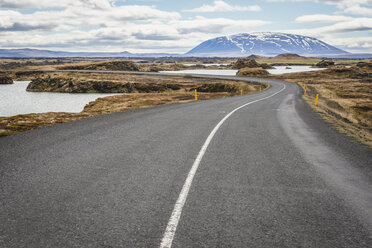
[1,73,371,247]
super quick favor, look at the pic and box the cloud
[172,17,269,34]
[286,18,372,35]
[184,0,261,13]
[0,3,270,53]
[2,0,368,53]
[327,36,372,49]
[318,18,372,33]
[295,14,354,23]
[0,4,181,32]
[0,10,60,32]
[342,3,372,16]
[267,0,372,16]
[0,0,119,9]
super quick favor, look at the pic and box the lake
[1,66,325,117]
[161,65,325,76]
[0,81,118,117]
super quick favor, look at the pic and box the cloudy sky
[0,0,371,53]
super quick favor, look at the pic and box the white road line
[159,84,287,248]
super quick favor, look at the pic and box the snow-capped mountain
[186,32,348,57]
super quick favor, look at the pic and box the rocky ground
[26,77,182,93]
[0,76,13,84]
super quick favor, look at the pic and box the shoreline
[1,74,267,136]
[1,62,370,146]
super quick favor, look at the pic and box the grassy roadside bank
[0,73,267,136]
[269,66,372,147]
[2,57,370,146]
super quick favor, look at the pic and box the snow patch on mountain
[187,32,348,57]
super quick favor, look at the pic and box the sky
[0,0,371,53]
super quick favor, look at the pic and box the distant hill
[186,32,348,57]
[0,49,175,58]
[0,49,133,58]
[270,53,316,61]
[273,53,303,59]
[246,54,263,60]
[316,53,372,59]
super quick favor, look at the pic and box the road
[1,73,371,247]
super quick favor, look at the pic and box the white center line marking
[159,84,286,248]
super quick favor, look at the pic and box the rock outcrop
[324,67,371,79]
[0,76,13,84]
[313,60,335,68]
[232,58,274,69]
[62,60,139,71]
[27,77,180,93]
[356,61,372,69]
[236,68,269,76]
[232,58,260,69]
[260,63,274,69]
[193,83,239,93]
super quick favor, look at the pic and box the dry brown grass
[0,112,89,136]
[0,91,254,136]
[270,66,372,147]
[82,92,239,114]
[257,54,321,65]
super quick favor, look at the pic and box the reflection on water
[0,81,119,117]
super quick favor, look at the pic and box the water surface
[0,81,118,117]
[267,66,325,74]
[161,66,325,76]
[1,67,326,117]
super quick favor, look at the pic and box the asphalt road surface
[1,73,371,247]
